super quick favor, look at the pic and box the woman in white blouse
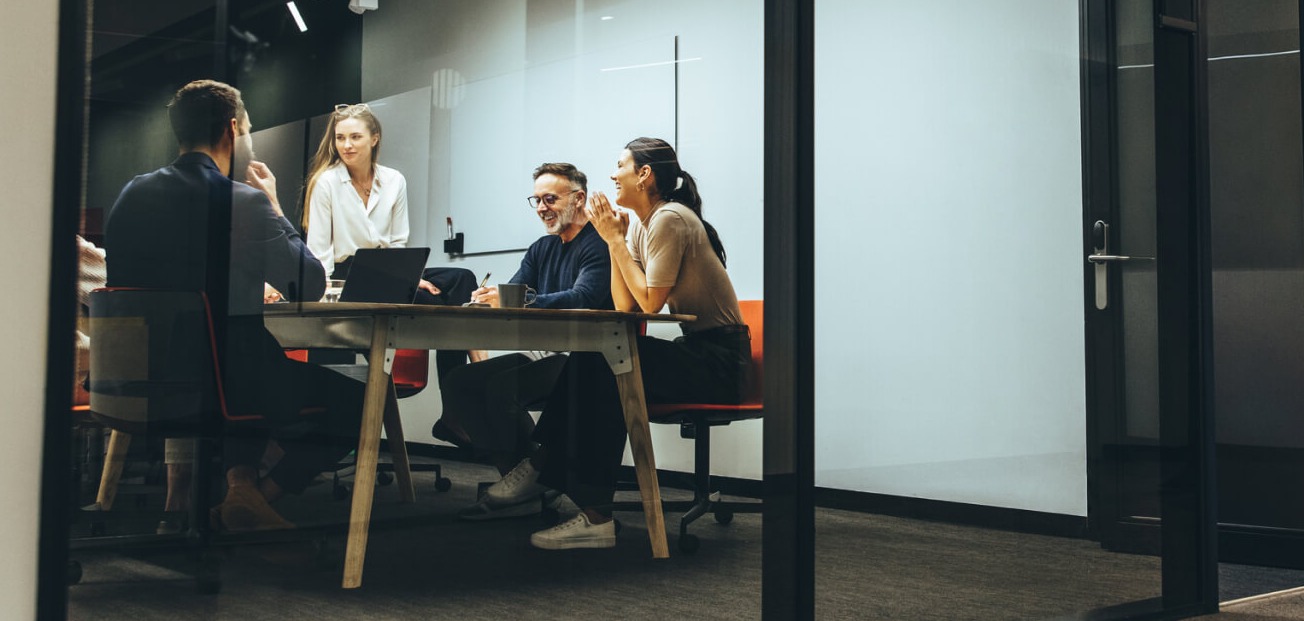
[302,103,436,297]
[300,103,476,378]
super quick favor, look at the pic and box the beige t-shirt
[628,202,742,334]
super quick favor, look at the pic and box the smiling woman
[301,102,405,280]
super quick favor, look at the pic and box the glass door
[1085,0,1218,614]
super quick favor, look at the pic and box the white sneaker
[530,513,616,550]
[485,459,546,505]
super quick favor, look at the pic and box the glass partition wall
[811,0,1215,618]
[44,0,1230,619]
[61,1,767,618]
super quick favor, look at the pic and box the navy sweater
[510,222,613,309]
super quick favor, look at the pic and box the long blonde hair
[301,104,383,230]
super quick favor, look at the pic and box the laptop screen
[338,247,431,303]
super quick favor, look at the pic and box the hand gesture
[585,191,629,244]
[263,283,283,303]
[470,285,500,307]
[246,161,281,213]
[417,279,442,296]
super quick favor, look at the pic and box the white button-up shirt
[306,162,410,278]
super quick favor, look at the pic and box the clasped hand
[585,191,629,243]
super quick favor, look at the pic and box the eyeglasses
[527,190,579,209]
[334,103,371,114]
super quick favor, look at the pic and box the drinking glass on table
[323,279,345,303]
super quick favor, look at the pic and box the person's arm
[389,173,410,248]
[244,161,283,217]
[608,239,670,313]
[476,241,539,306]
[530,236,612,309]
[587,192,672,313]
[247,189,326,302]
[305,177,335,278]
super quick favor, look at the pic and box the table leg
[342,318,391,588]
[613,326,670,559]
[382,379,415,502]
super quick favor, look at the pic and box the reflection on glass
[68,0,765,617]
[814,0,1161,616]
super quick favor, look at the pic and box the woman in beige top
[460,138,750,550]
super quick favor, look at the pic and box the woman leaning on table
[302,103,420,283]
[475,137,751,550]
[301,103,475,375]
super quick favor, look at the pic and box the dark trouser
[439,353,569,456]
[534,326,750,515]
[223,345,366,495]
[413,266,478,380]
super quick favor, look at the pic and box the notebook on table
[338,247,431,303]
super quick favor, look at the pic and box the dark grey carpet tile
[1198,588,1304,620]
[69,458,1304,620]
[814,508,1160,620]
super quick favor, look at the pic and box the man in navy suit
[106,79,372,532]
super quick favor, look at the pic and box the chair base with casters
[302,348,453,499]
[612,299,766,554]
[613,408,763,554]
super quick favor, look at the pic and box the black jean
[223,333,366,494]
[534,326,750,513]
[439,352,569,455]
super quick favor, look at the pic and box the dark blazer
[105,152,326,420]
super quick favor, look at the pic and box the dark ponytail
[625,137,728,267]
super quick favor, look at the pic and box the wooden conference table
[263,302,692,588]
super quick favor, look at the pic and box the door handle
[1088,254,1155,263]
[1088,220,1155,310]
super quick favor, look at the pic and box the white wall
[814,0,1088,515]
[361,0,765,479]
[1,0,59,616]
[357,0,1090,516]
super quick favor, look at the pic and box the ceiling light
[286,2,307,32]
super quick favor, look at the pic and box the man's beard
[546,198,580,235]
[231,132,256,181]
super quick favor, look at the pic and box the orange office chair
[615,299,764,553]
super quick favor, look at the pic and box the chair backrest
[391,349,429,398]
[738,300,763,405]
[88,288,220,435]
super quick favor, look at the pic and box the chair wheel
[678,533,700,554]
[333,483,352,501]
[67,561,82,585]
[434,477,452,493]
[714,509,734,525]
[376,471,394,486]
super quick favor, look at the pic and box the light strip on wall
[287,1,308,32]
[601,57,702,73]
[1119,49,1300,70]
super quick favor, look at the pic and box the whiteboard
[365,87,433,250]
[450,36,678,254]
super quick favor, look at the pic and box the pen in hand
[470,272,492,305]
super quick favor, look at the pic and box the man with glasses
[434,162,612,520]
